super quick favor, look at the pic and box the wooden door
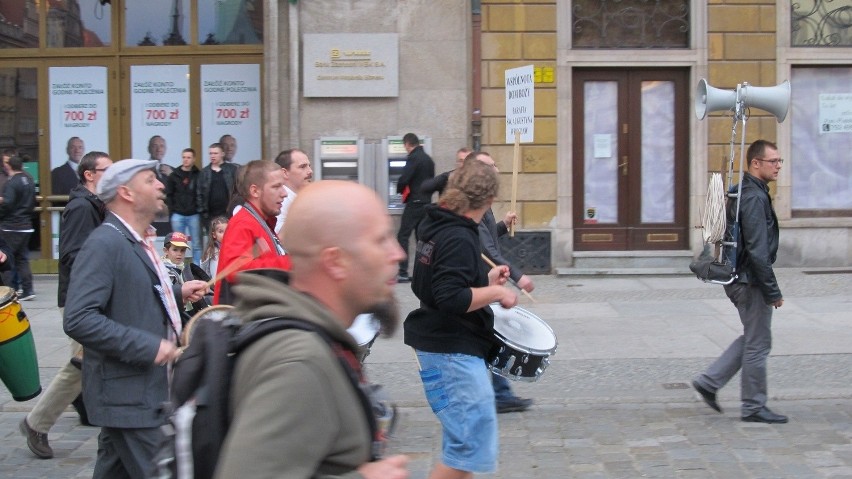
[572,69,690,250]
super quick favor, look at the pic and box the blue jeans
[170,213,202,262]
[416,351,498,473]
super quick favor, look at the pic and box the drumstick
[205,238,270,288]
[480,253,536,303]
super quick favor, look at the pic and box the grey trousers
[696,282,773,416]
[93,426,162,479]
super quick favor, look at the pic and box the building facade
[1,0,849,271]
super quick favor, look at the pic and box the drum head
[347,314,380,346]
[181,304,234,347]
[0,286,15,306]
[490,304,557,353]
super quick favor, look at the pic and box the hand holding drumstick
[481,253,536,303]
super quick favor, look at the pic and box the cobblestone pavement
[2,270,851,478]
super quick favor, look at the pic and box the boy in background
[162,231,209,321]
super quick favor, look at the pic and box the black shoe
[742,407,788,424]
[19,418,53,459]
[692,380,722,413]
[396,273,411,283]
[496,396,533,414]
[71,394,93,426]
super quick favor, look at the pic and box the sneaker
[19,418,53,459]
[396,273,412,283]
[15,288,23,295]
[496,396,533,414]
[19,292,36,301]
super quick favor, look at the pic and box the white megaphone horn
[695,78,791,123]
[695,79,737,120]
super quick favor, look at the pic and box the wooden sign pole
[510,130,520,237]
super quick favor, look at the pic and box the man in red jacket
[214,160,290,304]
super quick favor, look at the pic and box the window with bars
[571,0,689,49]
[792,0,852,47]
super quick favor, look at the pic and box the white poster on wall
[818,93,852,134]
[48,66,110,196]
[200,64,262,164]
[130,65,191,169]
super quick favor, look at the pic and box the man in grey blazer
[64,159,208,478]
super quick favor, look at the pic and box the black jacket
[403,204,494,357]
[420,169,451,197]
[0,172,35,231]
[196,162,238,220]
[0,236,12,274]
[165,166,200,216]
[397,146,435,204]
[58,184,107,307]
[726,172,781,303]
[51,162,78,196]
[479,209,523,283]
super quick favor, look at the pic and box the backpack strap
[230,317,380,460]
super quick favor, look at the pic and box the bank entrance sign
[303,33,399,98]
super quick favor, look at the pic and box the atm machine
[379,135,431,213]
[313,137,368,184]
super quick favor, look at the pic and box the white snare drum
[180,305,234,348]
[487,304,557,382]
[347,314,380,362]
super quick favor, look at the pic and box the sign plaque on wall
[303,33,399,98]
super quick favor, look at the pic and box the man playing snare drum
[404,158,517,479]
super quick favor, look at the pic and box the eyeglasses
[93,168,109,172]
[756,158,784,165]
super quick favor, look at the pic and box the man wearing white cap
[64,159,209,479]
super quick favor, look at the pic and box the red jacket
[213,203,291,304]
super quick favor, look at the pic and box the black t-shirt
[208,169,229,218]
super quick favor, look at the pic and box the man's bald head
[282,180,404,328]
[283,180,383,269]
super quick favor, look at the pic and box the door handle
[618,157,628,176]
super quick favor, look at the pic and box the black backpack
[152,313,379,479]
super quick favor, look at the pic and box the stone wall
[705,0,779,186]
[480,0,557,228]
[277,0,471,172]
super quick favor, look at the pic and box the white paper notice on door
[593,134,612,158]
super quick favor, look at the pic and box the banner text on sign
[130,64,191,169]
[200,64,262,164]
[505,65,535,143]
